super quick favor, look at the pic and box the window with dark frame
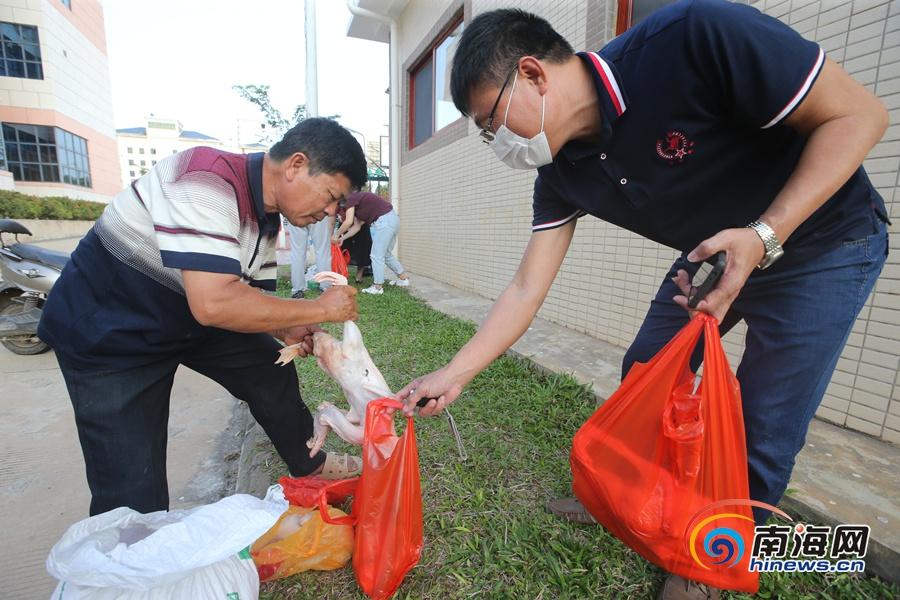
[0,22,43,80]
[409,13,464,148]
[616,0,677,35]
[1,123,92,188]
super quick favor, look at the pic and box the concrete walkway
[0,236,248,598]
[408,274,899,584]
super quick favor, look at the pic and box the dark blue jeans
[623,225,888,524]
[56,329,325,515]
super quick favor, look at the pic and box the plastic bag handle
[316,399,407,525]
[371,397,405,411]
[317,479,357,526]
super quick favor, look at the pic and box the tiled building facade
[355,0,900,444]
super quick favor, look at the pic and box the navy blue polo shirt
[533,0,888,268]
[38,149,280,369]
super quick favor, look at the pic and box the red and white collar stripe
[762,47,825,129]
[586,51,626,117]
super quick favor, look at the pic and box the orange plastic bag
[279,474,357,508]
[319,398,423,600]
[571,314,758,593]
[331,242,350,277]
[251,505,354,582]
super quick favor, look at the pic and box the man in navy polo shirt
[39,118,368,516]
[400,2,889,598]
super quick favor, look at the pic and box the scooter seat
[8,243,69,270]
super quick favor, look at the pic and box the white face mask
[490,71,553,170]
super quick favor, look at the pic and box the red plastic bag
[279,474,357,508]
[571,314,758,593]
[319,398,423,600]
[331,242,350,277]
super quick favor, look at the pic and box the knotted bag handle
[316,398,410,525]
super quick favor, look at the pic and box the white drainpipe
[346,1,400,214]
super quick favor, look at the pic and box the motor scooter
[0,219,69,355]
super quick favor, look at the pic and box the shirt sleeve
[532,174,585,232]
[250,243,278,292]
[686,0,825,129]
[149,170,243,275]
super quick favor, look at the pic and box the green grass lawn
[259,268,897,600]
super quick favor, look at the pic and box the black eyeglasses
[479,66,518,144]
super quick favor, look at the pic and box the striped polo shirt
[99,147,278,291]
[38,148,281,368]
[532,0,888,271]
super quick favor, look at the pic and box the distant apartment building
[0,0,120,202]
[115,116,229,187]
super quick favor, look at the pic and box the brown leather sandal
[546,497,597,525]
[319,453,363,479]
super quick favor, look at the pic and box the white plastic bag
[47,485,289,599]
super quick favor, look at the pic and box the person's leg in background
[731,226,887,524]
[288,223,309,298]
[311,216,334,289]
[354,224,373,283]
[182,329,361,478]
[364,214,389,294]
[56,354,180,515]
[380,211,410,287]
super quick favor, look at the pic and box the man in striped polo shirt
[400,3,889,598]
[38,118,367,516]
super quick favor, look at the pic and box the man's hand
[277,324,324,358]
[397,367,465,417]
[316,285,358,322]
[673,228,765,322]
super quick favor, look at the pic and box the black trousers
[345,223,372,271]
[56,329,325,515]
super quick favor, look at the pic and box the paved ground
[0,236,247,598]
[407,273,900,584]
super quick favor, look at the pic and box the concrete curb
[233,404,273,498]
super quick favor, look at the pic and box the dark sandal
[546,497,597,525]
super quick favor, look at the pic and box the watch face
[759,248,784,270]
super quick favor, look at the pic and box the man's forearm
[196,280,326,332]
[444,281,544,387]
[762,111,887,243]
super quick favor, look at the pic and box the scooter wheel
[0,303,50,355]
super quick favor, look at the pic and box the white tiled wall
[398,0,900,444]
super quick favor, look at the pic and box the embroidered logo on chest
[656,130,695,165]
